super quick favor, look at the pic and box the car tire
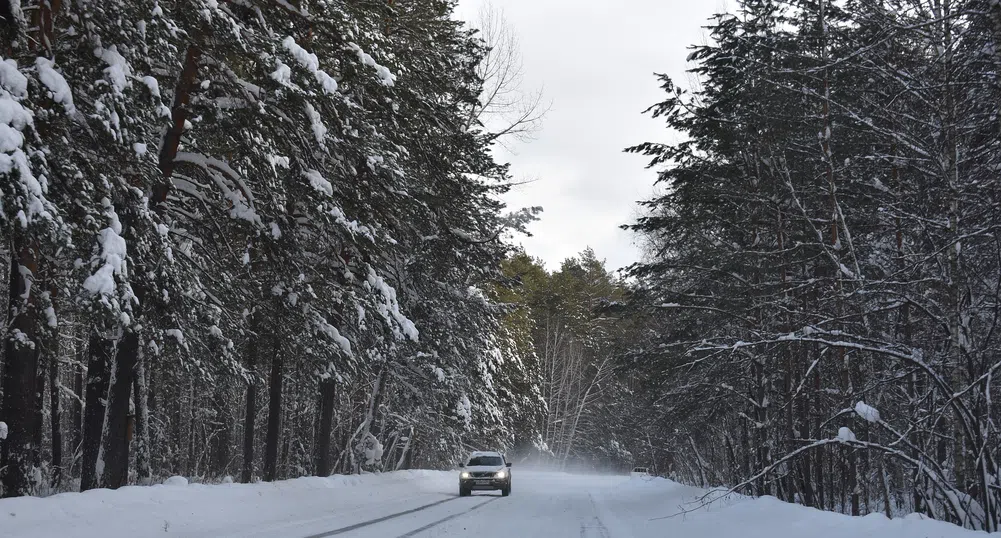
[459,486,470,497]
[501,484,510,497]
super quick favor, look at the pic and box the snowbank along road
[0,469,992,537]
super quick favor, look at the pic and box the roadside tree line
[0,0,539,497]
[622,0,1001,532]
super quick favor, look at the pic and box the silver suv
[458,451,512,496]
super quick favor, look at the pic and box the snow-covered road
[213,471,634,538]
[0,469,992,537]
[281,472,625,538]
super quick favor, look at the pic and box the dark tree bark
[80,330,114,492]
[100,330,139,489]
[155,43,202,206]
[32,346,45,468]
[210,387,231,477]
[50,348,62,488]
[814,365,826,510]
[368,366,388,440]
[314,380,336,477]
[169,375,182,473]
[263,340,283,482]
[800,392,814,508]
[242,376,257,483]
[240,312,263,483]
[740,417,750,495]
[404,432,415,470]
[186,380,195,476]
[132,357,150,483]
[0,244,41,498]
[28,0,59,55]
[71,353,83,476]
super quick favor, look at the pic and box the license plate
[475,480,490,485]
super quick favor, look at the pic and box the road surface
[0,468,984,537]
[231,471,646,538]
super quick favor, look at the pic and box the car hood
[464,465,505,473]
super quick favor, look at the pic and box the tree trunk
[404,431,415,471]
[0,244,41,498]
[242,378,257,483]
[186,379,195,477]
[814,366,826,510]
[155,43,202,206]
[354,366,388,472]
[132,355,150,483]
[49,346,62,489]
[800,365,814,508]
[881,456,893,518]
[80,330,114,492]
[168,375,182,473]
[241,318,262,484]
[100,330,139,489]
[367,367,388,440]
[263,339,283,482]
[395,426,413,471]
[314,380,335,477]
[210,387,231,477]
[32,345,45,469]
[71,354,83,477]
[753,357,766,496]
[740,416,751,495]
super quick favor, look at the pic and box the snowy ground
[0,469,994,537]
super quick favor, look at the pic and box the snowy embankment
[0,470,456,538]
[0,470,995,537]
[597,476,996,538]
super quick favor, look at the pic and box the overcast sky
[453,1,722,272]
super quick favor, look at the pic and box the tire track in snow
[395,496,501,537]
[579,518,611,538]
[579,493,611,537]
[303,496,460,537]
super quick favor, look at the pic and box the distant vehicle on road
[630,466,650,478]
[459,451,512,497]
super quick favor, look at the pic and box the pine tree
[624,0,1001,529]
[0,0,546,498]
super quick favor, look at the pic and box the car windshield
[467,455,503,466]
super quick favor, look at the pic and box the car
[630,466,650,478]
[458,451,512,497]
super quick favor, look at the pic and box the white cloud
[456,0,721,271]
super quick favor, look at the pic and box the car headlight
[495,471,507,479]
[460,472,470,479]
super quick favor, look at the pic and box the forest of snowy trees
[4,0,1001,534]
[622,0,1001,532]
[0,0,555,499]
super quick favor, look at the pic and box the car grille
[469,471,497,478]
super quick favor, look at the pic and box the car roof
[468,451,503,458]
